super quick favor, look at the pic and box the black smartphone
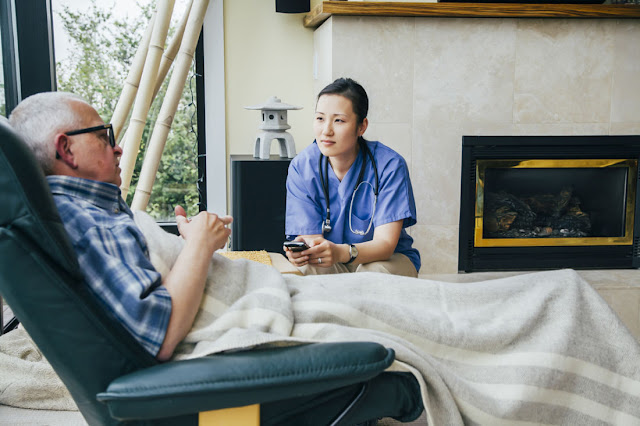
[283,241,309,252]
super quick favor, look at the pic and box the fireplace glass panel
[475,159,637,247]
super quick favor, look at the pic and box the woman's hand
[284,235,347,268]
[284,236,313,267]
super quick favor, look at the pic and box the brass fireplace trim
[475,159,638,247]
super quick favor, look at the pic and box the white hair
[9,92,90,174]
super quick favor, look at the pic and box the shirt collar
[47,175,130,215]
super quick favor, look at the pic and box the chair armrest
[97,341,395,420]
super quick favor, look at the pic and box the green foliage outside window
[55,0,199,221]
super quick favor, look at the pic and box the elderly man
[9,92,232,361]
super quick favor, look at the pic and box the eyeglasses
[65,123,115,148]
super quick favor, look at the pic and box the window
[0,0,19,117]
[52,0,203,221]
[0,27,5,117]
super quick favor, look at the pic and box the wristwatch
[344,244,358,265]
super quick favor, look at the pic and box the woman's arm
[339,220,403,265]
[285,220,403,268]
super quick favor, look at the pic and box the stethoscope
[319,139,379,235]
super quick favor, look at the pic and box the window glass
[0,27,5,117]
[52,0,199,221]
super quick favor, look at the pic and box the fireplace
[458,136,640,272]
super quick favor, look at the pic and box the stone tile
[460,122,516,136]
[578,269,640,289]
[332,16,415,124]
[611,21,640,124]
[410,224,459,274]
[413,18,516,126]
[514,19,615,124]
[596,289,639,342]
[365,122,413,171]
[512,123,610,136]
[411,122,462,227]
[410,121,514,228]
[313,17,334,95]
[610,122,640,135]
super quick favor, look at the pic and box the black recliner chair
[0,118,422,425]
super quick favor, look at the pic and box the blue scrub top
[285,140,421,272]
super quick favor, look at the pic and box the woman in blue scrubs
[285,78,420,277]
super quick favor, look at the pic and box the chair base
[199,404,259,425]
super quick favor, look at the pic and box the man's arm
[156,206,232,361]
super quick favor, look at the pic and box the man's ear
[54,133,78,169]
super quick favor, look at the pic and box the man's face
[65,102,122,186]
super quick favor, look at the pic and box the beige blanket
[1,211,639,425]
[137,212,640,424]
[0,327,75,411]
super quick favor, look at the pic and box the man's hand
[157,206,234,361]
[174,205,232,253]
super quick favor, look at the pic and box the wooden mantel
[304,1,640,28]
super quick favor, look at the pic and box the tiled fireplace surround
[313,16,639,339]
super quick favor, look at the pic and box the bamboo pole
[115,1,190,151]
[153,0,193,100]
[119,0,175,200]
[131,0,209,211]
[111,12,156,143]
[115,2,190,150]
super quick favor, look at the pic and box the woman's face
[314,94,367,163]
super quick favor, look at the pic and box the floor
[0,405,86,426]
[1,268,637,425]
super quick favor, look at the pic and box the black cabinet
[231,155,291,253]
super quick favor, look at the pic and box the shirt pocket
[348,214,374,239]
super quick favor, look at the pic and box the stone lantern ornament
[245,96,302,160]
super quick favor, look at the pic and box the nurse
[284,78,420,277]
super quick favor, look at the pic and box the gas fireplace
[458,136,640,272]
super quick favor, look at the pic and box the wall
[223,0,317,158]
[315,16,640,274]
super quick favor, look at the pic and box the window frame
[0,0,210,215]
[1,0,57,115]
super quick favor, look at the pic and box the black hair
[317,77,369,125]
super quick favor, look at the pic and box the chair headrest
[0,119,80,275]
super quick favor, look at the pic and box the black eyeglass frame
[65,123,115,148]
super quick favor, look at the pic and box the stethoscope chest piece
[318,140,379,236]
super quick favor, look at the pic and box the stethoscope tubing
[318,139,379,235]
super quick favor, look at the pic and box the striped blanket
[136,212,640,425]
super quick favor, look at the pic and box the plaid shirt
[48,176,171,356]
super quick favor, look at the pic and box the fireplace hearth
[458,136,640,272]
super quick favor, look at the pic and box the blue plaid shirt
[47,176,171,356]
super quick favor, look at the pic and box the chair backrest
[0,119,158,425]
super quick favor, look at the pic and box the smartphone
[283,241,309,252]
